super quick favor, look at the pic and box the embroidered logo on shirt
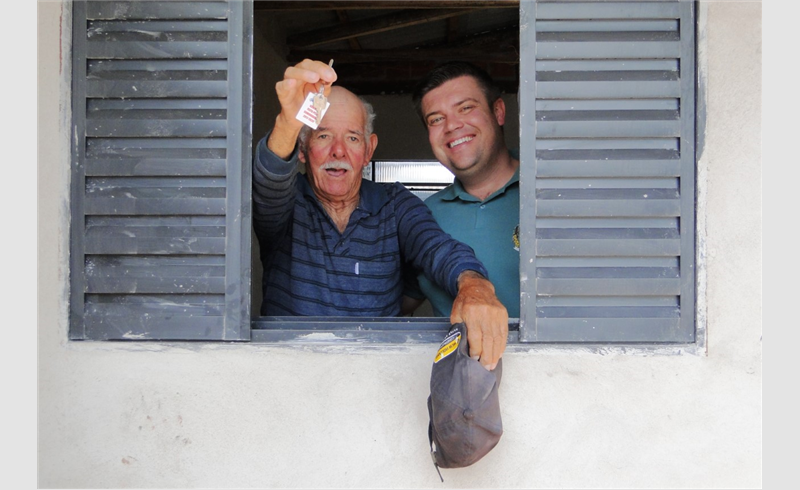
[512,224,520,252]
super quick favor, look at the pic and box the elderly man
[404,62,520,319]
[253,60,507,369]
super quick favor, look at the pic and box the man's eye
[317,134,329,140]
[428,117,443,126]
[460,105,475,113]
[348,136,360,143]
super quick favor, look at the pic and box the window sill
[251,317,702,355]
[251,316,520,344]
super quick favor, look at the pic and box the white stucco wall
[37,1,762,488]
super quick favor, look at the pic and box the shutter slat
[87,42,228,59]
[537,278,681,296]
[86,237,225,255]
[536,120,680,138]
[85,197,226,215]
[86,119,227,138]
[86,2,229,20]
[85,223,225,255]
[86,277,226,294]
[536,160,680,178]
[537,200,681,218]
[86,158,227,177]
[537,239,681,257]
[536,81,681,98]
[87,80,228,98]
[88,20,228,32]
[536,20,678,33]
[85,256,225,294]
[536,2,681,20]
[538,306,680,318]
[537,42,680,60]
[86,302,225,317]
[536,318,690,342]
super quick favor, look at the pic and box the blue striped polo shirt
[253,135,487,317]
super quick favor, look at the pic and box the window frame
[66,0,703,351]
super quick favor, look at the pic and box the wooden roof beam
[335,10,362,50]
[256,1,518,11]
[288,26,519,64]
[287,8,472,49]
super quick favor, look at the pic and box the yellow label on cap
[434,333,460,363]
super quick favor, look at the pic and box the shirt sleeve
[252,132,300,247]
[392,184,488,298]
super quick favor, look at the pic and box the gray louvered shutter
[69,1,252,340]
[518,0,695,342]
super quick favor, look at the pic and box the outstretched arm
[392,187,508,367]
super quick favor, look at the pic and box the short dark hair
[412,61,503,124]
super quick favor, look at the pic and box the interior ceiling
[255,1,520,95]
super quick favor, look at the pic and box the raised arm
[253,60,338,246]
[268,59,337,159]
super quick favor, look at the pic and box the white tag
[295,92,329,129]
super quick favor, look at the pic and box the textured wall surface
[38,2,762,488]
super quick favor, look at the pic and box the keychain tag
[295,92,329,129]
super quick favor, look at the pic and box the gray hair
[298,95,376,153]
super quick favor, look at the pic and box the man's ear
[493,98,506,127]
[365,133,378,162]
[298,149,307,164]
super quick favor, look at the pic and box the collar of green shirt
[440,167,520,203]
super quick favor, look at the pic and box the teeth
[448,136,473,148]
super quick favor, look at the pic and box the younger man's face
[420,75,506,181]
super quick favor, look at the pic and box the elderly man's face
[300,87,377,204]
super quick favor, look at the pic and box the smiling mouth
[448,136,474,149]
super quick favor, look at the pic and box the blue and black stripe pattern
[253,136,487,317]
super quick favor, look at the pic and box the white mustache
[321,161,353,171]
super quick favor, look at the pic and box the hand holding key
[269,59,337,159]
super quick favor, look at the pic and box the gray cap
[427,323,503,473]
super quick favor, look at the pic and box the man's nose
[445,114,463,133]
[330,136,346,159]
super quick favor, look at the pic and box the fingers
[451,273,508,370]
[452,304,508,370]
[468,318,506,370]
[275,60,338,120]
[481,330,496,370]
[283,59,337,94]
[465,318,483,362]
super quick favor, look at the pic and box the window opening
[251,1,521,331]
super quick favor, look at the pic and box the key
[312,59,334,125]
[295,60,334,129]
[313,85,327,126]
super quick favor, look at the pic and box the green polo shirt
[411,169,520,318]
